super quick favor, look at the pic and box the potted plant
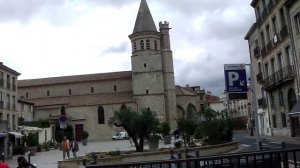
[82,130,89,146]
[147,134,161,149]
[159,122,171,145]
[23,132,38,156]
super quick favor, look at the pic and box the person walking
[62,136,70,160]
[70,138,79,158]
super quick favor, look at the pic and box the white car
[112,132,129,140]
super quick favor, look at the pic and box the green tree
[109,107,159,152]
[177,118,197,147]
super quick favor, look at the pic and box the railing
[258,97,267,108]
[256,72,263,83]
[86,148,300,168]
[264,65,295,90]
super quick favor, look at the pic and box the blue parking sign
[224,64,247,93]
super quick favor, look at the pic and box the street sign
[224,64,247,93]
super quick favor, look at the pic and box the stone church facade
[17,0,205,141]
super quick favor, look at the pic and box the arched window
[133,42,137,51]
[98,106,105,124]
[25,92,29,98]
[114,85,117,92]
[154,40,158,50]
[120,104,126,110]
[146,89,149,94]
[140,40,144,50]
[146,39,150,49]
[91,87,94,93]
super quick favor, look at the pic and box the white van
[112,131,129,140]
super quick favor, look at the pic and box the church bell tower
[129,0,176,126]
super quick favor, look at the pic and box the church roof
[23,92,135,107]
[132,0,158,33]
[175,86,196,96]
[18,71,132,87]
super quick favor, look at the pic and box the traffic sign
[224,64,248,93]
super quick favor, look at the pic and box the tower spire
[132,0,157,33]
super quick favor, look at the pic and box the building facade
[245,0,300,137]
[17,0,204,141]
[0,62,20,159]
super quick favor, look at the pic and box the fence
[85,148,300,168]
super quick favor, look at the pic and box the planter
[82,139,87,146]
[163,135,171,145]
[27,146,37,156]
[147,140,159,149]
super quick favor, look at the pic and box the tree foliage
[198,108,233,145]
[109,107,160,152]
[177,118,197,147]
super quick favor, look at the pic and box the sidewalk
[237,130,300,144]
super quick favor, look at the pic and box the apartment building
[0,62,20,159]
[245,0,299,137]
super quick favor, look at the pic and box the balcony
[256,72,263,83]
[261,46,267,57]
[263,65,295,90]
[280,25,289,40]
[258,97,267,108]
[253,47,260,58]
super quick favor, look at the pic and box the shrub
[13,145,26,155]
[82,131,89,139]
[159,122,170,137]
[23,132,38,147]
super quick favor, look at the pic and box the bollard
[28,150,31,164]
[281,142,286,149]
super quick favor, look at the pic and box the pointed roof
[133,0,157,33]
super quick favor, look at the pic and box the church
[17,0,206,141]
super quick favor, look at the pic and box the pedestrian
[70,138,79,158]
[62,136,70,160]
[17,156,35,168]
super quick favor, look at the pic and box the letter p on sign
[228,72,239,86]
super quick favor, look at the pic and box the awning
[288,101,300,117]
[0,133,6,138]
[9,132,24,138]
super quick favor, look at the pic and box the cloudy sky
[0,0,255,95]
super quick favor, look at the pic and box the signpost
[224,64,248,100]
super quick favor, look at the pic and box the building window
[12,95,15,110]
[277,52,282,69]
[146,39,150,49]
[7,114,10,127]
[279,8,286,27]
[133,42,137,51]
[146,89,149,94]
[0,113,2,120]
[7,94,10,109]
[294,13,300,35]
[154,40,158,50]
[91,87,94,93]
[281,113,287,127]
[285,46,292,66]
[260,31,265,47]
[140,40,144,50]
[144,63,147,68]
[26,92,29,98]
[272,17,278,34]
[6,75,10,89]
[68,89,72,95]
[114,85,117,92]
[279,91,284,107]
[272,115,277,128]
[270,93,275,109]
[12,77,16,91]
[266,24,271,42]
[47,90,50,97]
[98,106,105,124]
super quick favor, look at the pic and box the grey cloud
[102,42,129,54]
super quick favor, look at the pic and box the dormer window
[146,39,150,49]
[140,40,144,50]
[154,40,158,50]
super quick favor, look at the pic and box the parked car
[112,131,129,140]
